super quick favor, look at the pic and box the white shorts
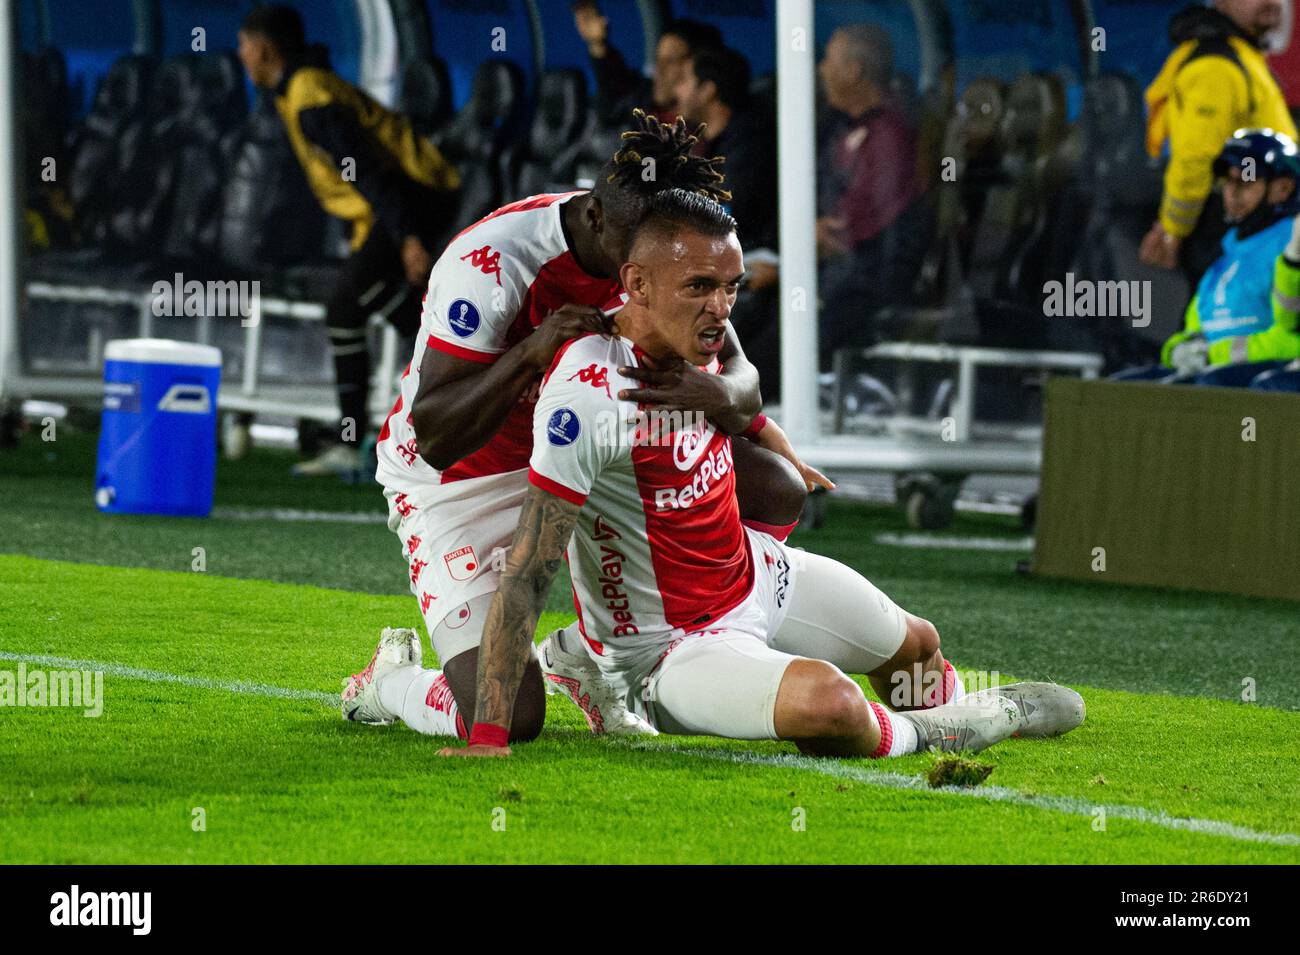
[610,528,909,739]
[383,469,528,664]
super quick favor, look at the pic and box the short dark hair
[661,18,724,55]
[691,46,751,112]
[629,187,737,251]
[241,4,306,60]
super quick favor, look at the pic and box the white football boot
[292,443,362,480]
[341,627,423,724]
[537,627,657,736]
[962,682,1086,738]
[898,693,1024,753]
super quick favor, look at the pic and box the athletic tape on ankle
[468,722,509,748]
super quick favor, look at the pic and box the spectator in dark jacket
[816,24,929,360]
[238,5,460,477]
[674,45,783,395]
[572,3,722,126]
[674,46,776,254]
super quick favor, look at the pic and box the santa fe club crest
[442,545,478,581]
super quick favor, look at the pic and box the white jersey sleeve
[422,230,526,363]
[527,337,627,505]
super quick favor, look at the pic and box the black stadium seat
[1062,71,1187,360]
[155,53,248,268]
[433,59,528,228]
[509,68,589,197]
[104,54,247,267]
[906,77,1005,324]
[65,54,155,254]
[401,56,453,139]
[567,122,625,191]
[220,90,330,275]
[21,47,74,249]
[966,72,1067,306]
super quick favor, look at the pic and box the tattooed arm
[437,485,581,757]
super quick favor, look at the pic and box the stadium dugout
[2,1,1297,527]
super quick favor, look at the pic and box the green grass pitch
[1,429,1297,863]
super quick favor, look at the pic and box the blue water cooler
[95,339,222,517]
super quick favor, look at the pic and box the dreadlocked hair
[599,109,731,212]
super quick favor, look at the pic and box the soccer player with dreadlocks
[347,112,823,743]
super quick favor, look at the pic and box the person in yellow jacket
[1140,1,1296,281]
[238,5,461,477]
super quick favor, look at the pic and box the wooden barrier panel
[1034,378,1300,602]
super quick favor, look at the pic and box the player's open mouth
[697,327,726,353]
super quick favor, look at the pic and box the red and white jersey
[376,192,626,493]
[529,333,755,658]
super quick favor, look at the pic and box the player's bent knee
[780,661,869,739]
[908,615,941,662]
[815,677,871,738]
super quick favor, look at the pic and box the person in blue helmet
[1116,128,1300,385]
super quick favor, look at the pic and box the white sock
[868,700,919,757]
[377,666,464,738]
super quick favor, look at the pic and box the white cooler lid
[105,338,222,368]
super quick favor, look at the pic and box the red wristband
[467,722,509,748]
[741,412,768,440]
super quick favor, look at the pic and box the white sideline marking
[0,651,337,705]
[875,532,1034,552]
[4,650,1296,848]
[211,507,387,525]
[642,745,1300,848]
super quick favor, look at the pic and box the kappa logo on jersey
[567,363,612,399]
[672,420,715,472]
[547,407,580,446]
[774,555,791,608]
[460,245,503,286]
[443,545,478,581]
[448,299,480,337]
[392,493,417,518]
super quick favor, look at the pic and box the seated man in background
[572,2,721,126]
[673,45,782,397]
[237,5,461,478]
[1118,129,1300,383]
[431,188,1084,758]
[815,23,930,365]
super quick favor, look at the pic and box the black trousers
[325,191,456,447]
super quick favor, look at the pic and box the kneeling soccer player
[340,113,824,743]
[433,188,1083,757]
